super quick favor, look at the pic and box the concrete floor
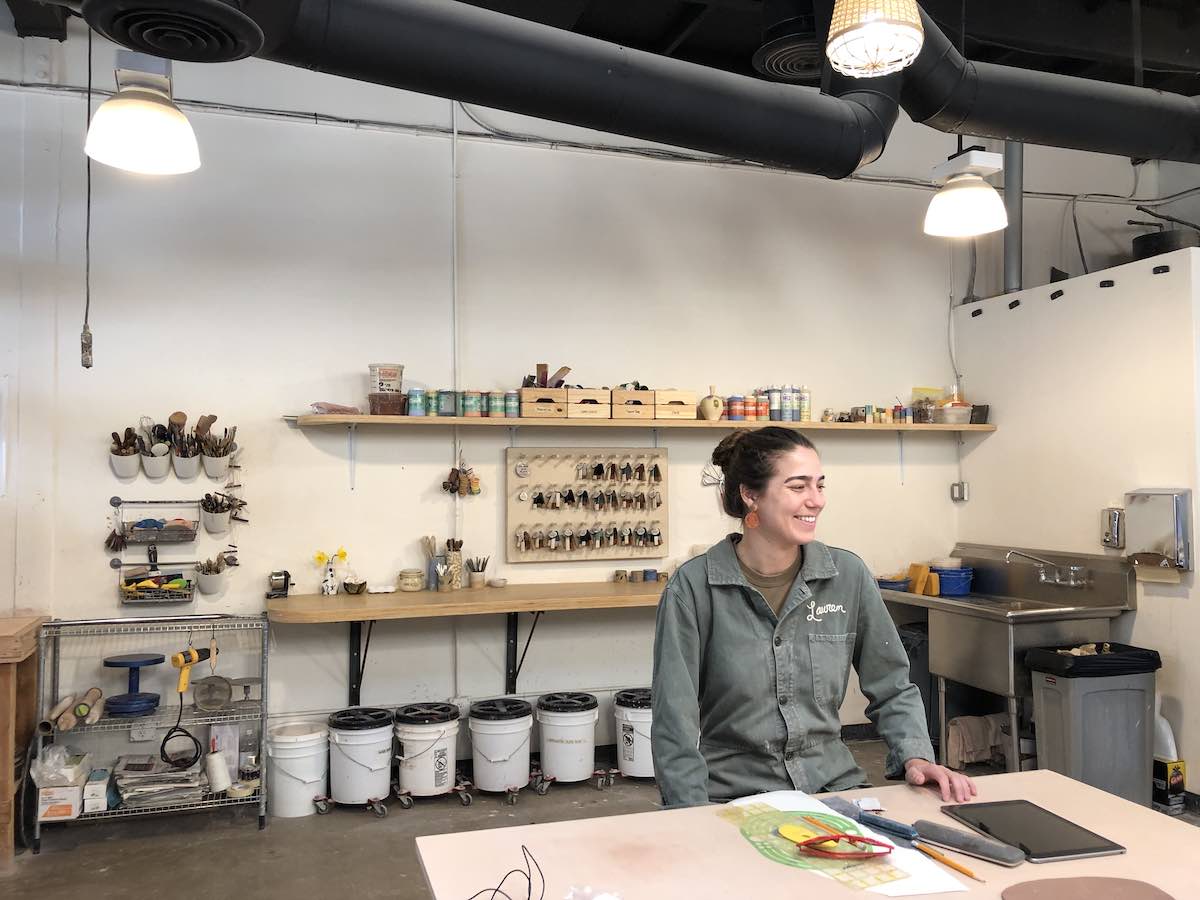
[4,743,1194,900]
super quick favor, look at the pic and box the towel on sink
[946,713,1007,769]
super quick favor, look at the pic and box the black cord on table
[161,692,202,769]
[465,845,544,900]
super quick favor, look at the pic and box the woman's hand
[903,758,977,803]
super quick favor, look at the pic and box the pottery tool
[104,653,165,717]
[822,797,917,847]
[912,819,1026,866]
[73,687,103,719]
[912,841,985,883]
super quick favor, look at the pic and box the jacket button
[785,750,797,761]
[778,696,789,707]
[774,636,782,647]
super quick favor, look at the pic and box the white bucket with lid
[469,698,533,793]
[327,707,394,804]
[614,688,654,778]
[536,692,598,783]
[395,702,460,797]
[266,721,328,818]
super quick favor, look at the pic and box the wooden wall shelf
[287,414,995,433]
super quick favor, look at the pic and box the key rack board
[506,446,668,564]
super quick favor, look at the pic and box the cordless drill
[170,646,216,692]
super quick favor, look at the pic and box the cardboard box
[38,773,87,821]
[1153,757,1186,809]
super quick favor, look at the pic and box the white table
[417,770,1196,898]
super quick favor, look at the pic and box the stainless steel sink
[880,589,1124,622]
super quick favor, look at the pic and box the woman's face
[742,446,826,544]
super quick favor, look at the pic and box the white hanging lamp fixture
[826,0,925,78]
[923,147,1008,238]
[85,51,200,176]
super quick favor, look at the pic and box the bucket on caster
[536,692,598,786]
[327,707,394,807]
[469,698,533,794]
[266,721,328,818]
[394,702,461,803]
[614,688,654,778]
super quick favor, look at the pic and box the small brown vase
[699,385,724,421]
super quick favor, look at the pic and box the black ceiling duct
[55,0,1200,174]
[81,0,263,62]
[752,0,822,85]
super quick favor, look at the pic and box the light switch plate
[950,481,969,502]
[129,723,157,742]
[1101,507,1124,549]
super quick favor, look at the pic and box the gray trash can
[1026,643,1162,806]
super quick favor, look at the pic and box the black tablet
[941,800,1126,863]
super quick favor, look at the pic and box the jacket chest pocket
[809,633,856,709]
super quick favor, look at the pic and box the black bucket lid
[537,691,598,713]
[395,702,461,725]
[469,698,532,721]
[328,706,393,730]
[614,687,651,709]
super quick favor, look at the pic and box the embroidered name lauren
[807,601,847,622]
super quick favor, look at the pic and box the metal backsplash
[950,543,1136,610]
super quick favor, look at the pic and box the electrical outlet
[950,481,969,502]
[129,722,157,742]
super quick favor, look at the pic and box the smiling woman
[650,426,977,808]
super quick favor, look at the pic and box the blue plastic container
[876,578,910,592]
[932,566,973,597]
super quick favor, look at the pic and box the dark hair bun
[711,431,749,471]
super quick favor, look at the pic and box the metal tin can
[756,395,769,420]
[407,389,426,417]
[425,389,438,417]
[728,395,745,420]
[463,391,482,417]
[505,390,520,418]
[742,394,756,421]
[437,390,457,417]
[488,391,506,417]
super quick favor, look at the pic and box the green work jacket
[651,535,934,808]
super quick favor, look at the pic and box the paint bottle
[728,395,745,421]
[407,389,427,417]
[425,389,439,417]
[743,394,757,422]
[782,385,795,421]
[463,391,482,417]
[488,391,506,417]
[505,390,520,418]
[438,390,457,417]
[799,385,812,422]
[768,386,782,421]
[756,394,769,421]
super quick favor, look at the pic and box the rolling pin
[74,687,102,718]
[56,709,78,732]
[37,695,76,735]
[84,697,106,725]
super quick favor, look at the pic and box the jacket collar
[705,533,838,587]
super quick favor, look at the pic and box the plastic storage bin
[1027,643,1162,806]
[876,578,910,592]
[931,566,973,597]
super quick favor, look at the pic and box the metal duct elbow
[902,8,1200,164]
[248,0,896,179]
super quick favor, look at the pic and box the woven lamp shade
[826,0,924,77]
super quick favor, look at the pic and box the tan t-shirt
[737,549,803,616]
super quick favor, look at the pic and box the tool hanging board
[506,447,668,564]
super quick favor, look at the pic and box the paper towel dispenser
[1124,489,1191,572]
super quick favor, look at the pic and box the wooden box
[655,389,698,420]
[612,404,655,420]
[521,402,568,419]
[567,388,612,404]
[568,404,611,419]
[521,387,568,418]
[612,389,655,408]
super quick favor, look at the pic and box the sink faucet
[1005,550,1089,587]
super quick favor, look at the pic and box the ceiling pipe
[72,0,1200,175]
[901,7,1200,164]
[1003,142,1023,293]
[247,0,899,179]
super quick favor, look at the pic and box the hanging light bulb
[923,148,1008,238]
[826,0,924,78]
[84,52,200,176]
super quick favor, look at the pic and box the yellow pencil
[912,841,986,883]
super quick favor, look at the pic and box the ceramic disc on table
[1002,878,1174,900]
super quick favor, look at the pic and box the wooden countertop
[267,580,663,624]
[418,770,1200,899]
[0,612,48,664]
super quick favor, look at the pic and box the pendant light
[826,0,924,77]
[84,51,200,176]
[923,148,1007,238]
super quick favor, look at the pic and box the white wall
[954,249,1200,775]
[0,20,1171,744]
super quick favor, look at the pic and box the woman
[651,427,975,808]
